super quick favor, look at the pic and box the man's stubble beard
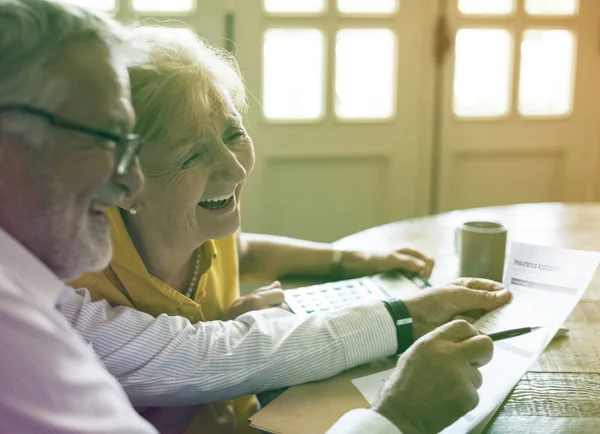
[26,167,112,282]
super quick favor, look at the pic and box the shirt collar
[0,227,65,308]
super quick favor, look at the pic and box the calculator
[284,276,391,315]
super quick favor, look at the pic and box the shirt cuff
[326,409,402,434]
[329,301,398,368]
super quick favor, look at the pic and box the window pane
[337,0,398,14]
[519,30,575,116]
[335,29,396,119]
[458,0,514,15]
[60,0,115,10]
[453,29,513,117]
[525,0,578,15]
[264,0,325,13]
[132,0,193,12]
[263,29,324,120]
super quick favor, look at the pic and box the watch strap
[381,298,414,354]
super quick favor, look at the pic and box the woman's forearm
[237,233,435,285]
[238,232,339,282]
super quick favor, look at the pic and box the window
[261,0,400,121]
[132,0,194,12]
[458,0,514,15]
[264,0,325,14]
[263,29,325,120]
[335,29,396,119]
[453,29,513,117]
[525,0,578,16]
[337,0,398,14]
[519,30,576,116]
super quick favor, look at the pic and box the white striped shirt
[0,228,401,433]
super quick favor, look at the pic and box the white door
[234,0,437,242]
[436,0,600,212]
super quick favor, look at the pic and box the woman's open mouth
[198,194,234,210]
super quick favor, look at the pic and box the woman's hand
[341,248,435,279]
[222,281,288,321]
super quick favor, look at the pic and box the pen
[414,274,432,288]
[486,326,542,342]
[400,270,432,289]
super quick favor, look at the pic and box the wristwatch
[381,298,414,355]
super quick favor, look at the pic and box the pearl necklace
[183,250,200,299]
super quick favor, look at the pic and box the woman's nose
[214,148,246,185]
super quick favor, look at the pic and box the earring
[128,204,138,215]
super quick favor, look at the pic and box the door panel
[263,156,389,241]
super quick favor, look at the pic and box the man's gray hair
[0,0,134,142]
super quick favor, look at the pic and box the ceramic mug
[456,221,507,282]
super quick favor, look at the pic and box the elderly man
[0,1,510,433]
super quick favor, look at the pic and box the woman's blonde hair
[129,26,247,147]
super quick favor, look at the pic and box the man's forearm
[59,287,396,407]
[238,232,336,282]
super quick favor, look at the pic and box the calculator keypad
[285,278,387,314]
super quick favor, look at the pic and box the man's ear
[118,195,135,213]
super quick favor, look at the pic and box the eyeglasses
[0,104,144,176]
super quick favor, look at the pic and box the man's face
[1,42,143,280]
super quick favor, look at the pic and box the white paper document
[351,242,600,433]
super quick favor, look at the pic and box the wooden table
[333,203,600,434]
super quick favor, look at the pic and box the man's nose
[114,157,144,198]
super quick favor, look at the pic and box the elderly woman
[72,26,434,434]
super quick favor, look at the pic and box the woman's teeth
[198,195,234,210]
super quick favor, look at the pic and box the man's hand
[221,281,287,321]
[404,278,511,339]
[373,320,493,434]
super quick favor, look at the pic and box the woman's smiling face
[123,26,253,248]
[134,97,255,244]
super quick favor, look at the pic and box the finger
[277,303,292,312]
[432,319,479,342]
[397,248,432,263]
[423,259,434,278]
[452,278,504,292]
[394,254,427,274]
[250,288,285,309]
[468,366,483,389]
[455,287,511,313]
[397,249,435,277]
[453,315,478,324]
[459,334,494,367]
[458,309,486,321]
[254,281,282,294]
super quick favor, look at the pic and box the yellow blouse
[70,207,258,434]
